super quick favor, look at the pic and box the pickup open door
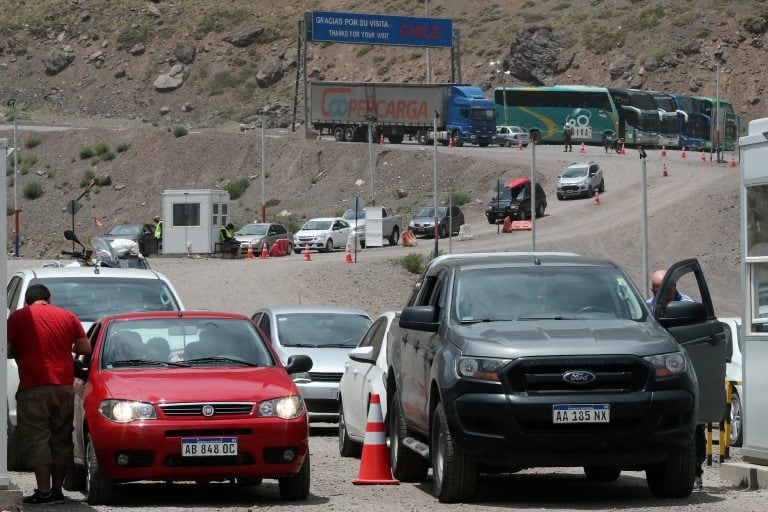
[653,259,727,423]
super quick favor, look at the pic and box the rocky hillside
[0,0,767,127]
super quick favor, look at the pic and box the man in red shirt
[7,284,91,505]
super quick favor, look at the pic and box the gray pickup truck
[341,206,403,247]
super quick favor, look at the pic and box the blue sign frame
[310,11,453,48]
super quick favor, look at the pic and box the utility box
[739,118,768,466]
[160,189,231,255]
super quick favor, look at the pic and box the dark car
[485,176,546,223]
[386,253,726,503]
[102,224,158,256]
[408,205,464,238]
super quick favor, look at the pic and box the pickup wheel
[389,392,429,482]
[584,466,621,482]
[432,403,477,503]
[645,440,695,498]
[338,402,362,458]
[486,215,497,225]
[598,179,605,193]
[730,390,743,447]
[388,226,400,246]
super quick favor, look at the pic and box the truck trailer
[310,81,496,147]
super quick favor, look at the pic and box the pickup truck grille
[559,186,581,193]
[505,356,648,393]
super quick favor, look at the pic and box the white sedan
[338,311,397,457]
[293,217,352,253]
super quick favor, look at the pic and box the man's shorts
[16,385,75,468]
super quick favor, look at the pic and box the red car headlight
[99,400,157,423]
[258,396,305,420]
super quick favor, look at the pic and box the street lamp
[489,60,509,125]
[6,98,19,257]
[433,110,439,258]
[366,114,377,206]
[638,146,649,298]
[424,0,431,84]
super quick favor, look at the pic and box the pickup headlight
[258,396,305,419]
[456,356,510,382]
[99,400,156,423]
[644,352,686,377]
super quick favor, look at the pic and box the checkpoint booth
[737,117,768,472]
[160,189,231,255]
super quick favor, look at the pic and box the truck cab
[446,86,496,147]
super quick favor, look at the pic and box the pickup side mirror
[284,354,313,374]
[399,306,439,332]
[656,300,707,327]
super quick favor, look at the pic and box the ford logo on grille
[563,370,596,384]
[201,404,215,417]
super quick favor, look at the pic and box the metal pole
[368,120,374,206]
[260,110,266,222]
[640,152,649,298]
[425,0,431,84]
[433,112,439,258]
[531,141,536,252]
[503,71,509,126]
[448,194,453,254]
[0,137,9,486]
[11,101,19,257]
[715,55,721,162]
[302,20,309,140]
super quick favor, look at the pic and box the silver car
[494,125,530,148]
[252,305,372,423]
[556,161,605,199]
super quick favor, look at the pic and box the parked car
[252,306,372,422]
[233,222,294,254]
[387,253,726,502]
[67,311,313,504]
[556,161,605,200]
[338,311,397,457]
[293,218,352,253]
[485,176,547,223]
[102,223,158,256]
[341,206,403,247]
[720,317,743,447]
[494,125,530,148]
[408,205,464,238]
[6,266,185,471]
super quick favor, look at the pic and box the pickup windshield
[342,209,365,220]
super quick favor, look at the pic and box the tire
[439,225,447,239]
[417,131,428,145]
[388,226,400,246]
[85,433,115,505]
[339,402,362,458]
[333,126,344,142]
[453,132,464,147]
[389,134,404,144]
[286,243,293,255]
[504,139,512,148]
[389,391,429,482]
[557,194,563,201]
[64,462,86,492]
[598,179,605,193]
[343,126,356,142]
[645,441,695,498]
[584,466,621,482]
[323,239,334,253]
[586,185,594,198]
[432,403,477,503]
[7,420,21,471]
[730,391,743,447]
[294,247,302,255]
[535,205,544,218]
[487,215,496,224]
[279,453,310,500]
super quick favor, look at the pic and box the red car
[66,311,313,505]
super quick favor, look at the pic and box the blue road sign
[310,11,453,48]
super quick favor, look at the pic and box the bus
[694,96,738,151]
[608,88,673,147]
[668,94,707,150]
[650,92,690,149]
[492,85,619,145]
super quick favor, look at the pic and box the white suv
[6,266,185,470]
[556,161,605,200]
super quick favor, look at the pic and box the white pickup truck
[342,206,403,247]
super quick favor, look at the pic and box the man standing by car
[7,284,91,504]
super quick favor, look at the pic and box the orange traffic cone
[345,238,353,264]
[260,242,268,259]
[620,143,626,156]
[379,133,385,145]
[303,242,311,262]
[246,243,254,259]
[700,152,706,163]
[579,142,585,154]
[730,153,737,168]
[593,193,601,205]
[352,394,399,485]
[681,146,687,159]
[518,142,523,151]
[661,145,667,158]
[501,217,513,233]
[448,137,454,148]
[662,163,669,177]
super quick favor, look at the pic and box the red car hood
[98,367,297,403]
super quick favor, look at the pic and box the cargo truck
[311,81,496,147]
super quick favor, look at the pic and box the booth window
[213,203,228,227]
[172,203,200,227]
[745,183,768,332]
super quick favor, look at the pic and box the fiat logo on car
[201,404,215,417]
[563,370,596,384]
